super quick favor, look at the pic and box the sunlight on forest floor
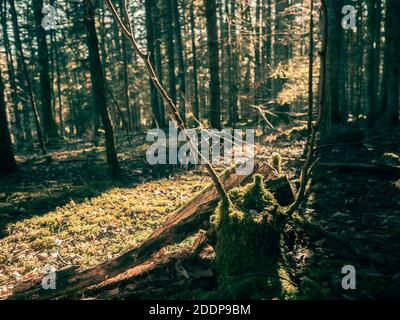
[1,127,399,299]
[0,170,209,291]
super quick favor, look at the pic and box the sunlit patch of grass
[0,172,209,288]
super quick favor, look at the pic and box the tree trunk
[205,0,222,129]
[172,0,187,123]
[9,0,45,154]
[307,0,315,134]
[228,0,239,126]
[153,0,166,128]
[0,1,23,143]
[144,0,161,128]
[32,0,59,141]
[118,0,133,133]
[322,0,344,133]
[254,0,262,108]
[165,0,178,109]
[190,1,200,123]
[0,65,16,175]
[366,0,378,128]
[83,0,121,177]
[384,0,399,126]
[262,0,272,106]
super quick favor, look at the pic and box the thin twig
[104,0,229,203]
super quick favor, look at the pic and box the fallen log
[7,161,282,300]
[77,233,211,299]
[317,162,400,176]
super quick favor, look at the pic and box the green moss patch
[208,175,295,299]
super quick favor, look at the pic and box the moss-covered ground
[1,127,399,299]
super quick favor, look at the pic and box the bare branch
[104,0,229,203]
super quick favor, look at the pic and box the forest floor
[0,125,399,299]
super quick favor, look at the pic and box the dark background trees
[0,0,398,174]
[0,62,16,174]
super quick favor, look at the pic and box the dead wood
[7,162,278,300]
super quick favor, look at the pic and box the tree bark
[153,0,166,128]
[322,0,344,133]
[0,64,17,175]
[205,0,222,129]
[366,0,378,128]
[190,1,200,122]
[32,0,59,141]
[307,0,315,134]
[83,0,121,177]
[9,0,45,154]
[144,0,161,127]
[172,0,187,123]
[165,0,178,108]
[384,0,399,126]
[0,1,23,143]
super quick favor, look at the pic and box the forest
[0,0,399,301]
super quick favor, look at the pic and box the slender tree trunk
[144,0,161,127]
[205,0,222,129]
[54,34,64,137]
[165,0,178,108]
[254,0,261,107]
[366,0,378,128]
[0,1,23,143]
[118,0,133,133]
[172,0,187,122]
[380,1,390,116]
[9,0,45,154]
[153,0,166,128]
[307,0,314,134]
[384,0,399,126]
[83,0,121,177]
[190,1,200,123]
[355,0,363,120]
[262,0,272,105]
[229,0,239,125]
[322,0,344,132]
[32,0,59,141]
[0,65,16,175]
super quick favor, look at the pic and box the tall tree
[165,0,178,110]
[383,0,399,126]
[0,64,17,175]
[172,0,187,122]
[83,0,121,176]
[153,0,166,128]
[119,0,133,132]
[0,1,23,143]
[189,0,200,122]
[262,0,272,104]
[307,0,314,134]
[227,0,239,125]
[205,0,221,129]
[322,0,344,132]
[9,0,45,154]
[144,0,161,127]
[32,0,59,141]
[366,0,378,128]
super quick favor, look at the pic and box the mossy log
[207,175,296,299]
[7,162,295,300]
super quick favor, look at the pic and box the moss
[269,153,283,175]
[281,125,308,141]
[229,174,278,213]
[209,175,289,299]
